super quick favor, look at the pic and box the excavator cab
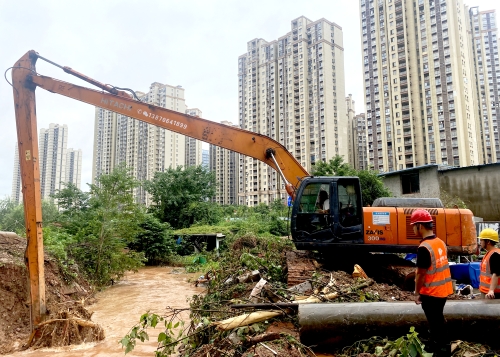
[291,177,364,249]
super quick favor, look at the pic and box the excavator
[11,50,477,330]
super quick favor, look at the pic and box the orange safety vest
[418,238,453,298]
[479,248,500,294]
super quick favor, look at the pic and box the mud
[0,232,93,354]
[5,267,202,357]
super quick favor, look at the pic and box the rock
[250,270,261,282]
[288,281,312,294]
[249,279,268,303]
[237,273,251,284]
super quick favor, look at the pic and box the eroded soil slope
[0,232,91,354]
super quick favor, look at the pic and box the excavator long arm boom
[31,73,309,185]
[11,50,309,330]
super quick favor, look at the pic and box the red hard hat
[410,209,433,225]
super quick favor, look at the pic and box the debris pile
[27,300,104,349]
[124,235,438,357]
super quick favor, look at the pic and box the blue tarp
[450,262,481,289]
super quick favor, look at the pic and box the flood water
[7,267,203,357]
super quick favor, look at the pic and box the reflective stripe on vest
[419,239,453,298]
[479,248,500,294]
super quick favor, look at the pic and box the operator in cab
[316,190,329,214]
[478,228,500,299]
[411,209,452,357]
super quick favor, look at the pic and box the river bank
[5,267,202,357]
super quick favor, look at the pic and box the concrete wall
[382,166,441,198]
[439,164,500,221]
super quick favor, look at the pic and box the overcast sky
[0,0,498,198]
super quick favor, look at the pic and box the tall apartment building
[360,0,479,171]
[93,82,187,204]
[185,108,203,168]
[346,95,357,166]
[12,124,82,203]
[202,149,210,170]
[39,124,68,199]
[469,7,500,164]
[354,113,370,170]
[210,121,240,205]
[11,144,22,203]
[65,149,82,188]
[238,16,347,206]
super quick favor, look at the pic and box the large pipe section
[299,300,500,347]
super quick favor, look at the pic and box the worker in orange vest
[478,228,500,299]
[411,209,453,357]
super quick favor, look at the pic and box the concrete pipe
[298,300,500,347]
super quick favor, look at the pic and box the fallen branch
[36,317,100,329]
[213,311,284,331]
[233,332,281,357]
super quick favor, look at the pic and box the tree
[178,201,223,227]
[129,215,175,265]
[51,182,89,214]
[70,165,146,286]
[311,155,354,177]
[0,198,25,234]
[0,198,60,235]
[356,169,393,206]
[145,165,217,229]
[311,155,392,206]
[52,183,90,235]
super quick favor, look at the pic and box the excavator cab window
[291,177,364,245]
[295,182,332,234]
[338,182,362,228]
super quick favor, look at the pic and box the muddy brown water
[6,267,203,357]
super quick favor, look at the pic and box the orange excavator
[10,51,477,330]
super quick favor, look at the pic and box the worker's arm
[486,273,498,299]
[414,267,427,305]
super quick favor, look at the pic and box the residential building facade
[12,124,82,203]
[469,7,499,164]
[65,149,82,189]
[92,82,187,204]
[354,113,370,170]
[209,122,239,205]
[202,149,210,170]
[11,143,21,204]
[360,0,479,172]
[39,123,68,199]
[185,108,203,168]
[238,16,347,206]
[346,94,357,165]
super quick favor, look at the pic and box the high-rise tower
[93,83,187,204]
[469,7,499,164]
[360,0,479,171]
[238,16,347,206]
[12,124,81,203]
[185,108,203,168]
[210,121,240,205]
[39,123,68,199]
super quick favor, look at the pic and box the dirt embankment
[0,232,92,354]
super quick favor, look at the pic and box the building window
[401,172,420,194]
